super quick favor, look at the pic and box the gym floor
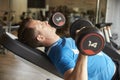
[0,51,63,80]
[0,31,63,80]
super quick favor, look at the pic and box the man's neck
[46,35,60,47]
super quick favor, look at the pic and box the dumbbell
[48,12,66,29]
[70,19,105,55]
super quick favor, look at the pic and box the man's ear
[36,34,45,42]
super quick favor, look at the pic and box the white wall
[0,0,9,16]
[0,0,27,23]
[105,0,120,45]
[10,0,27,23]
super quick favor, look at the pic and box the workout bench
[0,31,63,78]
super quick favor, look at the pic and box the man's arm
[64,54,88,80]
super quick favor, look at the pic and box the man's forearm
[73,55,88,80]
[64,54,88,80]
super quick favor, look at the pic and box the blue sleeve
[48,48,76,75]
[56,54,75,75]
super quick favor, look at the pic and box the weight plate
[70,19,94,39]
[78,33,105,55]
[52,12,66,28]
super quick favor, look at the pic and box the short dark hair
[18,18,42,48]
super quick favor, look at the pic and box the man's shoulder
[62,37,75,43]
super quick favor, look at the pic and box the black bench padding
[0,33,63,78]
[103,43,120,60]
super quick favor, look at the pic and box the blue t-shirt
[46,37,115,80]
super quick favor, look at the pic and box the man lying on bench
[17,18,119,80]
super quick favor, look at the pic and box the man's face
[28,20,56,38]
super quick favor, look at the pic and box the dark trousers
[112,59,120,80]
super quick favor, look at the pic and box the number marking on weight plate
[88,41,98,48]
